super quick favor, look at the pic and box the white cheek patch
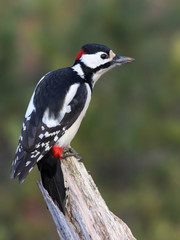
[80,52,111,69]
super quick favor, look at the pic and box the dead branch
[38,156,136,240]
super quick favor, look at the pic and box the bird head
[74,43,135,85]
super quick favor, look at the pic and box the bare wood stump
[38,156,136,240]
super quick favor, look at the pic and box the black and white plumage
[11,43,134,211]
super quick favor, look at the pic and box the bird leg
[62,147,82,161]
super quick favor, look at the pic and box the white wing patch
[25,91,36,118]
[42,83,80,128]
[42,109,60,128]
[25,75,47,118]
[57,83,91,147]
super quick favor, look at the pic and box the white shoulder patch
[56,82,91,147]
[42,83,80,128]
[72,64,84,79]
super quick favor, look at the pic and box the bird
[11,43,134,212]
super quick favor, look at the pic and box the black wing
[11,71,89,183]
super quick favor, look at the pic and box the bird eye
[101,53,108,59]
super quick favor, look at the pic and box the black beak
[112,55,135,65]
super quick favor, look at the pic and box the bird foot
[61,147,82,161]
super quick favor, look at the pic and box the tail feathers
[10,151,37,183]
[37,151,66,213]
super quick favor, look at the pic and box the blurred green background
[1,0,180,239]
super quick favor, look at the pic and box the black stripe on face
[93,61,112,73]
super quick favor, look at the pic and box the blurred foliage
[1,0,180,239]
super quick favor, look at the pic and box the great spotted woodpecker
[11,43,134,212]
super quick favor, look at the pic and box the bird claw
[61,147,82,161]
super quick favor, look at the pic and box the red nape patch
[52,145,64,159]
[75,49,86,61]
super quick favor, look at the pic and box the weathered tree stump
[38,156,136,240]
